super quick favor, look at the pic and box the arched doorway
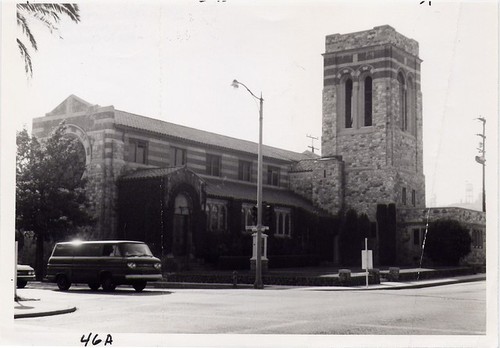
[172,193,193,257]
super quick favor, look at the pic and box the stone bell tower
[321,25,425,218]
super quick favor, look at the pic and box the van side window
[53,244,73,256]
[77,244,102,256]
[102,245,113,256]
[102,244,121,256]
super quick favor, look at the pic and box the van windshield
[120,243,153,257]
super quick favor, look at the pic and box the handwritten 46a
[81,333,113,346]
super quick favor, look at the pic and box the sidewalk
[14,295,76,319]
[13,273,485,319]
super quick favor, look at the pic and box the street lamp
[231,79,264,289]
[475,117,486,212]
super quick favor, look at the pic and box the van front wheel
[57,275,71,291]
[101,275,116,292]
[133,281,147,292]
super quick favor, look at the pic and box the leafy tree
[425,219,472,266]
[16,123,93,279]
[17,3,80,76]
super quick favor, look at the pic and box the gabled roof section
[46,95,96,116]
[202,176,330,217]
[114,110,315,162]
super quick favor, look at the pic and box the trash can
[388,267,400,281]
[338,269,351,286]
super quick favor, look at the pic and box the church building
[32,26,485,270]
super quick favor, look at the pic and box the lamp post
[475,117,486,212]
[231,79,264,289]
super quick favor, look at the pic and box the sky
[4,0,499,208]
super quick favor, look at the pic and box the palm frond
[16,3,80,77]
[17,38,33,76]
[17,12,38,50]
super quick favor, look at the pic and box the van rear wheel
[57,275,71,291]
[101,275,116,292]
[133,281,147,292]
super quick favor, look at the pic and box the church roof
[119,167,328,216]
[114,110,315,162]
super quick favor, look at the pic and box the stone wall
[397,207,486,265]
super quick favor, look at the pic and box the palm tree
[16,3,80,76]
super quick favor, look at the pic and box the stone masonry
[320,25,425,219]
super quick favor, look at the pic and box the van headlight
[154,263,161,270]
[127,262,136,269]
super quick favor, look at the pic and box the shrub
[425,219,472,266]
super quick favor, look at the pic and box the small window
[238,160,252,182]
[345,78,353,128]
[267,166,280,186]
[413,228,420,246]
[173,147,187,166]
[129,139,148,164]
[206,154,221,177]
[402,187,407,205]
[364,76,373,126]
[411,190,416,206]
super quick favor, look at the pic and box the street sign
[361,250,373,270]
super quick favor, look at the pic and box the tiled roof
[120,166,185,180]
[114,110,315,162]
[202,176,328,216]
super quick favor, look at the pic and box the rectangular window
[402,187,407,205]
[129,139,148,164]
[173,147,187,166]
[206,154,221,177]
[472,229,484,249]
[411,190,416,206]
[238,160,252,182]
[241,203,255,231]
[274,208,292,237]
[267,166,280,186]
[413,228,420,246]
[206,199,227,232]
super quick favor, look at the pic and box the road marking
[356,323,485,335]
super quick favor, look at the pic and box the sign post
[361,238,373,288]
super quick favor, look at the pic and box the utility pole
[306,134,319,154]
[475,117,486,212]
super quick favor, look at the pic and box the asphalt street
[11,281,485,336]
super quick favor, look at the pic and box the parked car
[17,264,35,288]
[46,240,162,292]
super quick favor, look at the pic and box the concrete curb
[306,274,486,291]
[14,306,77,319]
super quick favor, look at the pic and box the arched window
[407,76,415,135]
[364,76,372,126]
[345,78,353,128]
[398,72,407,131]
